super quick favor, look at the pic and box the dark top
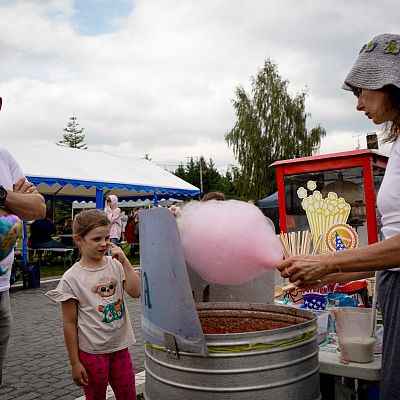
[29,219,57,245]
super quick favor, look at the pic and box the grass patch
[32,246,140,279]
[40,264,71,279]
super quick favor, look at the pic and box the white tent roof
[3,141,199,201]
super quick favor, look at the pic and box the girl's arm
[109,242,141,298]
[62,299,89,386]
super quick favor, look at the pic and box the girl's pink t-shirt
[46,257,135,354]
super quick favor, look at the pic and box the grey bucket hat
[343,33,400,92]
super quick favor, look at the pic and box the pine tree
[173,157,239,198]
[143,153,152,161]
[58,115,87,149]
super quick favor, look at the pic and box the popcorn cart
[270,149,388,248]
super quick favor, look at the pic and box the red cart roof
[270,149,387,168]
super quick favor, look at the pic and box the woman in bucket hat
[277,33,400,399]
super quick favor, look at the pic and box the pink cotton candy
[178,200,283,285]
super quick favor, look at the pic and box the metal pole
[199,158,203,193]
[95,187,105,209]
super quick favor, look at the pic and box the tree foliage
[225,59,326,200]
[173,157,238,199]
[52,200,72,231]
[58,115,88,149]
[55,114,86,227]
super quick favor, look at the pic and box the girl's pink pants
[79,348,136,400]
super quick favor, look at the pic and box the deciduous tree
[225,59,326,200]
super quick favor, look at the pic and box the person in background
[61,218,80,263]
[46,209,141,399]
[124,212,139,257]
[105,195,122,246]
[200,191,225,202]
[277,33,400,399]
[133,211,140,247]
[60,219,74,247]
[0,94,46,387]
[120,211,128,241]
[132,207,140,219]
[29,211,65,250]
[29,211,66,265]
[169,201,182,218]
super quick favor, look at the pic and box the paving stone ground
[0,280,145,400]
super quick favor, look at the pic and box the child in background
[105,195,122,245]
[46,209,141,400]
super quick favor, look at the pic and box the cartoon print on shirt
[91,276,125,325]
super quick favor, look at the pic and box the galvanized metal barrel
[144,302,321,399]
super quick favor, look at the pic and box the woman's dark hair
[381,85,400,143]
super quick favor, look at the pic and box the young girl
[46,209,141,400]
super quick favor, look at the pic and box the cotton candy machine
[140,208,321,399]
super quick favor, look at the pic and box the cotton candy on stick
[178,200,283,285]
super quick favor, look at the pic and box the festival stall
[270,149,388,248]
[271,149,388,398]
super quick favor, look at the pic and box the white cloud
[0,0,399,172]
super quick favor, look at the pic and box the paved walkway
[0,280,145,400]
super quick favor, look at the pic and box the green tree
[56,115,86,225]
[225,59,326,201]
[202,159,220,191]
[214,167,240,199]
[174,162,186,178]
[173,157,238,197]
[53,200,72,231]
[58,115,87,149]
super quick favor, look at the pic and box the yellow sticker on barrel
[325,223,358,251]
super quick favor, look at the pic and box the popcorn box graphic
[297,181,351,253]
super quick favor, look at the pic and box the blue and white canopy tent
[4,141,199,207]
[3,141,199,266]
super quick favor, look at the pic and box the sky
[1,0,399,173]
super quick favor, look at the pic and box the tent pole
[153,193,158,207]
[96,188,104,209]
[22,220,28,267]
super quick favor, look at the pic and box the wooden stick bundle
[278,230,322,257]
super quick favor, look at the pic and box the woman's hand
[71,361,89,386]
[108,241,128,264]
[276,253,335,288]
